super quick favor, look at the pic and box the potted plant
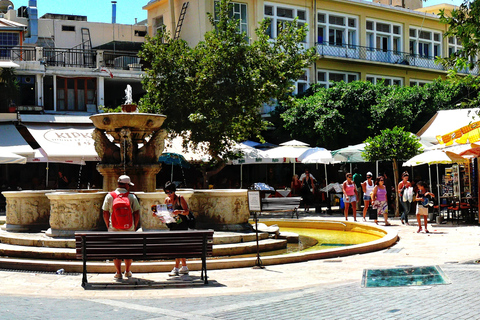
[121,104,137,112]
[8,101,16,113]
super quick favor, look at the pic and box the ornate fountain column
[90,113,167,192]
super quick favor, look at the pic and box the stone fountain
[91,84,167,193]
[2,85,251,237]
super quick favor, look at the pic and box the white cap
[118,175,134,186]
[366,172,373,177]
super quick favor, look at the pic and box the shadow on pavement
[83,275,225,290]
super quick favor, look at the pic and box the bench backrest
[75,230,214,260]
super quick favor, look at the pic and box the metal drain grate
[362,265,450,287]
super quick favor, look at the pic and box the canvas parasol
[0,151,26,164]
[298,147,335,202]
[158,153,190,182]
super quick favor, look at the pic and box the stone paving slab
[1,264,480,319]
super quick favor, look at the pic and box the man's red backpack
[110,191,134,230]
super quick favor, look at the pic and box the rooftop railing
[43,47,97,68]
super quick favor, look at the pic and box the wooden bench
[75,230,214,288]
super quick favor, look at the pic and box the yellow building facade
[144,0,466,93]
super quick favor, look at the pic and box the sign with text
[248,190,262,212]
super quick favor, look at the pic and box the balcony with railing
[0,46,144,71]
[316,42,478,75]
[43,47,97,68]
[0,46,36,61]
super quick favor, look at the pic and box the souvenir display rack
[442,162,472,198]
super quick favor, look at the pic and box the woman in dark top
[415,181,434,233]
[300,169,315,212]
[163,181,190,276]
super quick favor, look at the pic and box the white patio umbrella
[403,150,466,215]
[230,142,280,188]
[297,147,334,164]
[231,143,277,164]
[279,139,310,147]
[332,143,366,163]
[262,144,310,175]
[403,150,466,167]
[332,143,368,176]
[0,151,26,164]
[298,147,335,204]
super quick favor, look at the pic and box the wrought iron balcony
[0,46,36,61]
[43,47,97,68]
[0,46,144,71]
[316,42,478,75]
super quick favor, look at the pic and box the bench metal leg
[291,207,299,219]
[81,236,88,288]
[202,235,208,284]
[202,256,208,284]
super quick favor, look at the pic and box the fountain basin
[136,190,194,231]
[189,189,250,232]
[2,189,251,237]
[90,113,166,143]
[2,190,52,232]
[45,191,107,237]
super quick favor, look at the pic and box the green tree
[280,80,473,149]
[139,0,316,186]
[363,126,423,216]
[439,0,480,106]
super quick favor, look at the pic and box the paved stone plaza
[1,213,480,319]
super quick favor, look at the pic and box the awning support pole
[437,164,441,216]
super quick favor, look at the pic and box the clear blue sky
[11,0,465,25]
[11,0,148,25]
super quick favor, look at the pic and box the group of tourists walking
[342,170,434,232]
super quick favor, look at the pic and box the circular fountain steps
[0,229,287,272]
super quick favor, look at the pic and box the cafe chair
[433,201,449,222]
[447,201,461,224]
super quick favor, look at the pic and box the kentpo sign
[43,129,94,146]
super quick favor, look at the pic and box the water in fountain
[125,84,133,105]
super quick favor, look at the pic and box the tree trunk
[200,161,227,189]
[392,159,400,217]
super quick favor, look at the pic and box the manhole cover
[361,265,450,288]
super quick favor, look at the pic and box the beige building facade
[144,0,467,94]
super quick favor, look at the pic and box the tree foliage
[439,0,480,106]
[0,68,19,112]
[280,80,473,149]
[138,0,317,165]
[362,126,423,162]
[363,126,423,216]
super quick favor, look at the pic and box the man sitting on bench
[102,175,140,280]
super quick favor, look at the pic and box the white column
[35,74,43,106]
[97,76,105,107]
